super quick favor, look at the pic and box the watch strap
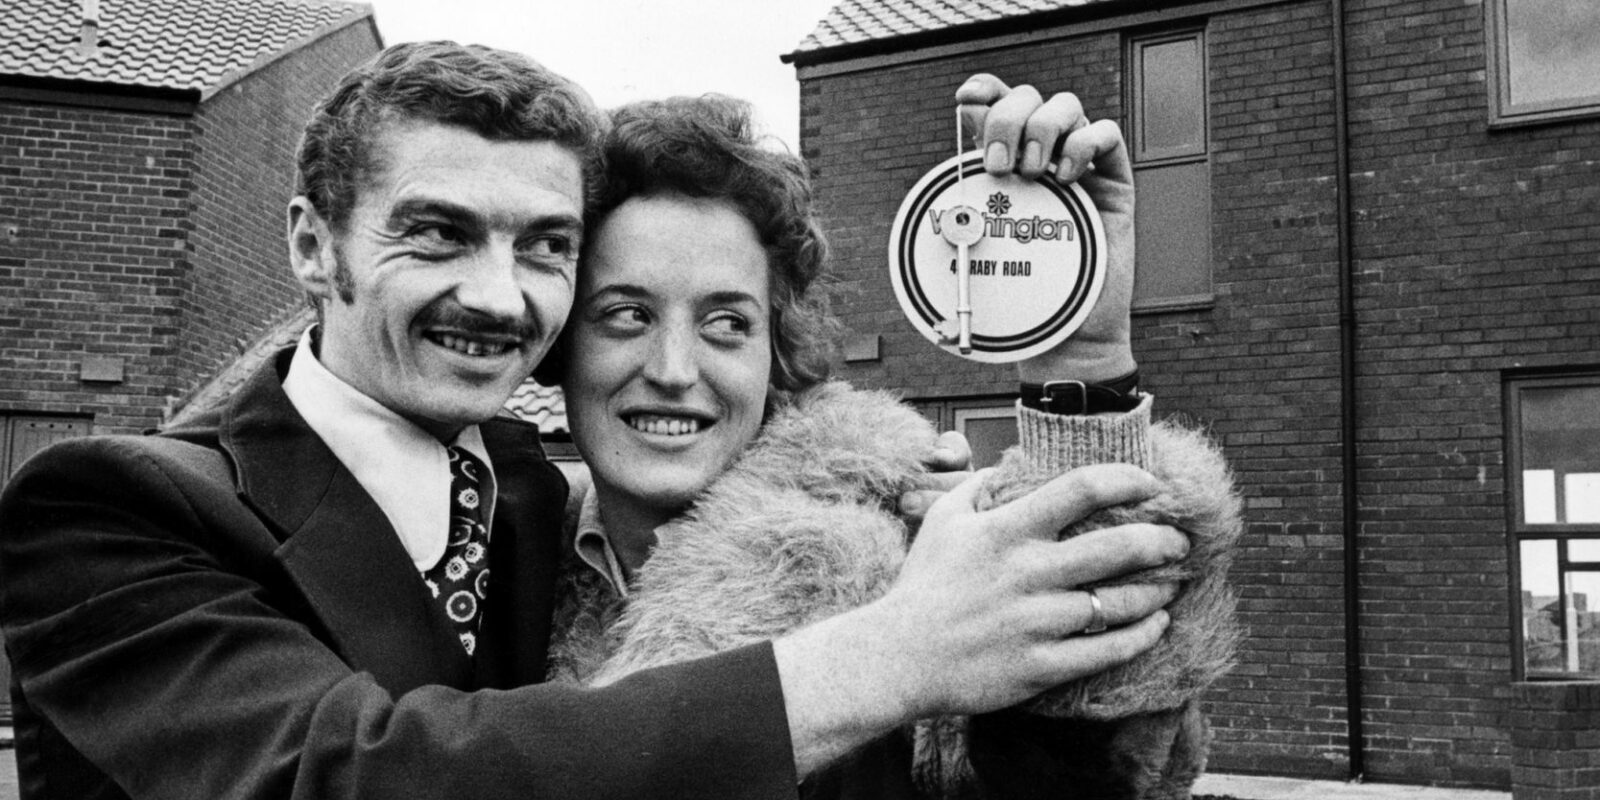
[1019,370,1142,415]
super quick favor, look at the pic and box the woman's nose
[642,325,699,391]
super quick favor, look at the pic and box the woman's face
[565,193,773,517]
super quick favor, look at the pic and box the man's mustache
[417,301,542,343]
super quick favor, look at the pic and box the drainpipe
[1330,0,1364,782]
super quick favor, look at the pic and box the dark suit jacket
[0,348,797,800]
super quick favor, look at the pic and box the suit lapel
[218,349,471,693]
[474,417,568,689]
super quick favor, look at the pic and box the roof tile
[1,0,370,91]
[794,0,1120,53]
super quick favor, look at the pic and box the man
[0,42,1187,798]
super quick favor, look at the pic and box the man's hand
[774,464,1184,775]
[900,431,973,524]
[875,464,1182,715]
[956,74,1137,385]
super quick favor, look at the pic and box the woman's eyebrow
[580,283,653,306]
[701,290,766,308]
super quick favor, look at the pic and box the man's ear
[288,196,337,302]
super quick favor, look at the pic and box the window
[1488,0,1600,125]
[0,413,91,724]
[913,397,1018,469]
[2,414,90,484]
[1506,371,1600,678]
[1127,28,1212,311]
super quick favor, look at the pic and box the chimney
[76,0,101,59]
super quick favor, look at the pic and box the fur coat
[547,381,1242,799]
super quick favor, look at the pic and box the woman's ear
[288,197,339,303]
[762,380,786,423]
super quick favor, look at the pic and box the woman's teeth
[434,334,512,357]
[628,415,702,436]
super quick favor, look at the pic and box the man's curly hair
[296,41,606,231]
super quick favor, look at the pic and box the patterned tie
[423,446,491,656]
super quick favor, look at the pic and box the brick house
[785,0,1600,794]
[0,0,382,481]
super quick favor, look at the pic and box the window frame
[0,411,93,725]
[912,395,1020,470]
[2,413,93,483]
[1125,25,1215,313]
[1486,0,1600,127]
[1128,30,1210,165]
[1504,368,1600,680]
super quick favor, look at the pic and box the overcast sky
[363,0,842,151]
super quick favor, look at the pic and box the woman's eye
[598,305,650,332]
[704,314,751,339]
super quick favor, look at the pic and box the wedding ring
[1082,588,1108,635]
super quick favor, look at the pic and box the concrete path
[0,748,14,800]
[1198,773,1510,800]
[0,747,1516,800]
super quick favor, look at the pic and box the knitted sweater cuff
[1017,394,1153,474]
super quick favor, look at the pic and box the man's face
[290,119,584,439]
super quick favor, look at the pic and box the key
[937,204,985,353]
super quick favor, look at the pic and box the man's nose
[453,244,527,320]
[643,324,699,392]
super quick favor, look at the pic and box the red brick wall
[805,32,1123,401]
[1511,683,1600,800]
[182,21,382,399]
[805,1,1358,780]
[1343,0,1600,786]
[800,0,1600,790]
[1190,0,1353,780]
[0,102,192,434]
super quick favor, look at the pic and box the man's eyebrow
[527,212,584,235]
[384,196,584,234]
[386,198,480,230]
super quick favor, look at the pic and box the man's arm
[0,437,798,800]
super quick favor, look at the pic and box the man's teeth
[435,334,512,357]
[628,415,702,436]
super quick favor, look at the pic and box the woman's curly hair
[538,94,839,407]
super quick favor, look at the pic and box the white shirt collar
[281,328,497,571]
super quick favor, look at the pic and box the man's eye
[409,224,465,247]
[521,235,577,261]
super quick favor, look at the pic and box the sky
[363,0,843,152]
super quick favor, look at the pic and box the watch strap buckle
[1040,380,1090,415]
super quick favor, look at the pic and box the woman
[541,92,1240,799]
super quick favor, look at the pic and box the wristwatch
[1019,370,1142,415]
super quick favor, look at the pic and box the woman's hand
[899,430,974,525]
[956,74,1137,385]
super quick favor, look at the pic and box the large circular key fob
[887,150,1107,364]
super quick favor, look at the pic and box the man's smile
[425,331,521,358]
